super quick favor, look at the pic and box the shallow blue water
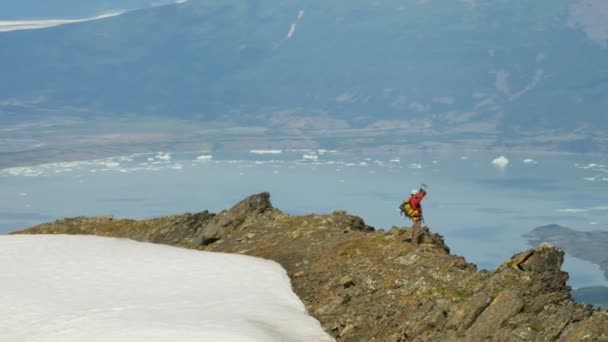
[1,150,607,288]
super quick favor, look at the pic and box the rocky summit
[13,193,608,341]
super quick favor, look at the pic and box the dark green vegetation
[573,286,608,310]
[1,0,608,153]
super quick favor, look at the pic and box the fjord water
[1,150,607,288]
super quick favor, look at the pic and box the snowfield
[0,235,333,342]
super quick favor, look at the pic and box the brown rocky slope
[13,193,608,341]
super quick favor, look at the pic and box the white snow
[0,12,124,32]
[0,235,333,342]
[287,24,297,39]
[286,10,304,39]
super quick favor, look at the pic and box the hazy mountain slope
[1,0,607,136]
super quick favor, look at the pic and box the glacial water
[1,149,607,289]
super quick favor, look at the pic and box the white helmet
[411,189,418,195]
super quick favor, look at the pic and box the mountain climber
[400,185,427,245]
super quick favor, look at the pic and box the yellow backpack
[400,199,418,218]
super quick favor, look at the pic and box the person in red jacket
[407,187,427,245]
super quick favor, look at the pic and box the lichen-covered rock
[192,192,276,246]
[12,192,608,341]
[150,210,215,246]
[466,289,525,339]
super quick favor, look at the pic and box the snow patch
[494,69,544,101]
[0,11,124,32]
[286,10,305,39]
[0,235,332,342]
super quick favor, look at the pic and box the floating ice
[555,206,608,213]
[250,150,283,155]
[492,156,509,169]
[302,154,319,161]
[155,153,171,161]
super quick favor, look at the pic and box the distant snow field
[0,12,123,32]
[0,235,333,342]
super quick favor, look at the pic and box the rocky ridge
[13,193,608,341]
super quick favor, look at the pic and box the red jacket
[409,190,426,217]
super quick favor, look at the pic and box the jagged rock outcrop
[191,192,278,246]
[13,193,608,341]
[525,224,608,280]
